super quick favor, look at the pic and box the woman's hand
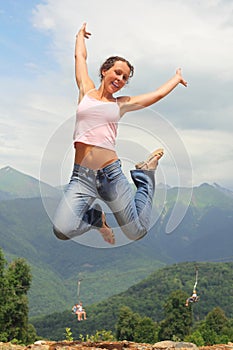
[176,68,187,87]
[77,22,91,39]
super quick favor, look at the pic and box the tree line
[36,291,233,346]
[0,249,36,344]
[61,291,233,345]
[1,247,233,346]
[31,287,233,346]
[115,292,233,345]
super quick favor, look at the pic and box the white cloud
[181,129,233,188]
[0,0,233,189]
[31,0,233,77]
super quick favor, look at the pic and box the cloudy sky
[1,0,233,190]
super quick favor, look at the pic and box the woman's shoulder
[78,88,96,104]
[116,95,131,104]
[78,82,95,101]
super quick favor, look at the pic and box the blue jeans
[53,160,155,241]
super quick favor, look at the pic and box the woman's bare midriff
[74,142,118,170]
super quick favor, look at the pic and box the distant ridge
[0,166,60,199]
[213,182,233,198]
[1,166,233,317]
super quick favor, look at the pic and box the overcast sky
[1,0,233,190]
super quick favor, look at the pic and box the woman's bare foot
[135,148,164,170]
[98,212,115,245]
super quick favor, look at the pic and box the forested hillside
[31,261,233,341]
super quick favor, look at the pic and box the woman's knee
[121,225,147,241]
[53,225,70,240]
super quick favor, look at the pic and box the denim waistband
[73,159,121,176]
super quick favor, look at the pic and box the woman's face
[102,61,131,93]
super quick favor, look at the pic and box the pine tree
[158,290,192,341]
[134,316,158,343]
[197,307,231,345]
[5,258,31,343]
[0,249,34,344]
[205,307,228,334]
[116,306,140,341]
[0,250,7,341]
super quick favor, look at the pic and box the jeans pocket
[105,167,122,182]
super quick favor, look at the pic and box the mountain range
[0,165,233,318]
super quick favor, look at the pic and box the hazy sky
[1,0,233,189]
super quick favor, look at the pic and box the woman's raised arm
[120,68,187,115]
[75,23,95,100]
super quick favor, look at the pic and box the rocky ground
[0,340,233,350]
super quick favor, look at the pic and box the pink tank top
[73,92,120,151]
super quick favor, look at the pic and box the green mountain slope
[0,166,60,199]
[31,261,233,340]
[0,196,166,316]
[0,166,233,318]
